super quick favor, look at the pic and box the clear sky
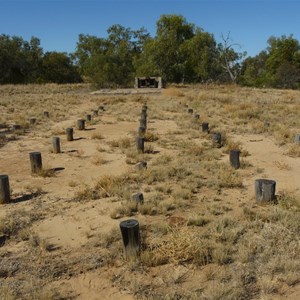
[0,0,299,57]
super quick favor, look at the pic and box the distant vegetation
[1,14,300,88]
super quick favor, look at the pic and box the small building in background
[134,77,163,89]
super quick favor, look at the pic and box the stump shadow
[84,128,96,131]
[50,167,65,172]
[73,137,86,141]
[12,191,46,203]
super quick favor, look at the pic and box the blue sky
[0,0,299,57]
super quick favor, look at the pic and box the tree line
[1,14,300,89]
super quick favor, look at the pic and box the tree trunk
[0,175,10,204]
[255,179,276,202]
[119,219,140,259]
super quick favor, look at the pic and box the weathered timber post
[98,105,105,111]
[93,110,98,116]
[12,124,21,130]
[135,161,147,170]
[52,137,61,154]
[212,132,222,148]
[136,137,145,153]
[139,117,147,130]
[229,150,240,169]
[86,114,92,122]
[43,111,49,118]
[202,122,209,133]
[255,179,276,202]
[138,126,146,136]
[119,219,140,259]
[132,192,144,204]
[29,118,36,125]
[66,128,74,141]
[29,152,42,174]
[194,113,200,119]
[295,133,300,143]
[188,108,193,114]
[0,175,10,204]
[77,119,85,130]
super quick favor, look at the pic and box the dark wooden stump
[255,179,276,202]
[98,105,105,111]
[93,110,98,116]
[188,108,193,114]
[136,137,144,153]
[139,117,147,129]
[52,137,61,154]
[295,133,300,143]
[77,119,85,130]
[194,113,200,119]
[66,128,74,141]
[131,192,144,204]
[29,118,36,125]
[0,175,10,204]
[43,111,49,118]
[12,124,21,130]
[86,114,92,122]
[29,152,42,174]
[202,122,209,133]
[135,161,147,170]
[119,219,140,259]
[138,126,146,136]
[212,132,222,148]
[229,150,240,169]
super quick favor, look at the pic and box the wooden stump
[98,105,105,111]
[43,111,49,118]
[135,161,147,170]
[77,119,85,130]
[188,108,193,114]
[119,219,140,259]
[136,137,145,153]
[52,137,61,153]
[212,132,222,148]
[29,152,42,174]
[66,128,74,141]
[255,179,276,202]
[12,124,21,130]
[229,150,240,169]
[0,175,10,204]
[93,110,98,116]
[202,122,209,133]
[131,192,144,204]
[194,113,200,119]
[138,126,146,136]
[86,114,92,122]
[295,133,300,143]
[139,117,147,129]
[29,118,36,125]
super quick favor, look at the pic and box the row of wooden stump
[0,105,106,204]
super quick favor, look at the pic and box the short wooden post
[255,179,276,202]
[29,152,42,174]
[119,219,140,259]
[202,122,209,133]
[12,124,21,130]
[194,113,200,119]
[0,175,10,204]
[136,137,144,153]
[29,118,36,125]
[138,126,146,136]
[66,128,74,141]
[93,110,98,116]
[212,132,222,148]
[52,137,61,154]
[77,119,85,130]
[86,114,92,122]
[132,192,144,204]
[135,161,147,170]
[229,150,240,169]
[98,105,105,111]
[139,117,147,129]
[43,111,49,118]
[188,108,193,114]
[295,133,300,143]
